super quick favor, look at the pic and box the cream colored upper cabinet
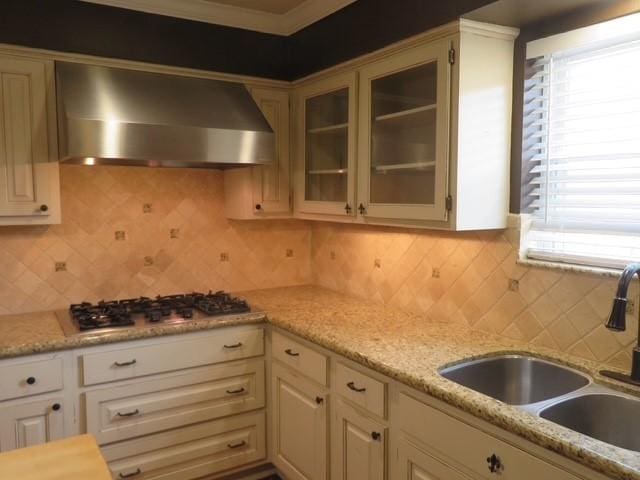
[293,21,518,230]
[294,72,357,217]
[224,86,291,219]
[0,55,60,225]
[357,40,451,222]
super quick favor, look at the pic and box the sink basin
[440,355,589,405]
[540,394,640,452]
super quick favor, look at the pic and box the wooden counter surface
[0,435,111,480]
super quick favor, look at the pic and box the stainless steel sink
[540,393,640,452]
[439,355,590,405]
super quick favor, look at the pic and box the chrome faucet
[601,262,640,385]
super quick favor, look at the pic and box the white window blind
[523,30,640,269]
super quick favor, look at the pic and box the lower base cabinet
[332,399,385,480]
[102,411,266,480]
[0,396,65,451]
[272,362,327,480]
[397,437,472,480]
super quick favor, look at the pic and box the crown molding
[79,0,356,36]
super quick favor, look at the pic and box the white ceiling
[204,0,308,15]
[79,0,356,35]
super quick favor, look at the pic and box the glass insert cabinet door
[297,73,357,216]
[357,41,451,221]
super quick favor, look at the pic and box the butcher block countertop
[0,435,111,480]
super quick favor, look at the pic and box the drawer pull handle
[113,359,137,367]
[227,440,246,449]
[119,468,141,478]
[486,454,502,473]
[116,409,140,417]
[223,342,243,349]
[26,376,36,385]
[226,387,246,395]
[347,381,366,392]
[284,349,300,357]
[371,431,381,441]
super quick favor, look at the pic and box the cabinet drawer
[102,411,266,480]
[398,393,581,480]
[0,358,63,401]
[82,327,264,386]
[334,363,386,418]
[272,331,327,385]
[86,358,265,445]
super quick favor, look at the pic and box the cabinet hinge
[445,195,453,211]
[448,48,455,65]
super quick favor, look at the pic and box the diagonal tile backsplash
[0,164,636,371]
[311,222,639,371]
[0,165,311,314]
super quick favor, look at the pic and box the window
[522,14,640,269]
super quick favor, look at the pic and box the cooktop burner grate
[68,291,250,330]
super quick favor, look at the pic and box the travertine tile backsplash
[311,222,639,370]
[0,165,311,314]
[0,164,636,371]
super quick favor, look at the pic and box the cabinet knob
[52,403,61,411]
[344,203,352,214]
[26,376,36,385]
[486,454,502,473]
[39,204,48,212]
[315,396,324,404]
[358,203,366,215]
[371,431,381,441]
[255,204,262,211]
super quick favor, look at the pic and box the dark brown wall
[287,0,494,79]
[0,0,290,79]
[0,0,492,81]
[509,0,640,212]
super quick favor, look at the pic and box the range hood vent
[56,62,275,168]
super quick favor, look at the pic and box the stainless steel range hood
[55,62,275,168]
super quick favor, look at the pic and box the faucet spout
[601,262,640,385]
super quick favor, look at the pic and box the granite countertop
[0,285,638,479]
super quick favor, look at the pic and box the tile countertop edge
[0,312,267,359]
[267,316,640,480]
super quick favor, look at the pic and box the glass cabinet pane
[305,88,349,202]
[370,62,438,205]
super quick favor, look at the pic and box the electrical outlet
[114,231,126,241]
[143,203,152,213]
[55,262,67,272]
[508,279,520,292]
[374,258,381,268]
[143,256,154,266]
[170,228,180,239]
[220,252,229,262]
[432,268,440,278]
[285,249,293,258]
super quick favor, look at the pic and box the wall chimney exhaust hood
[55,62,275,168]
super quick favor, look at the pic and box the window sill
[516,257,623,278]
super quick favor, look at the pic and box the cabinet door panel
[332,399,384,480]
[272,363,327,480]
[0,396,64,451]
[397,437,471,480]
[0,56,52,217]
[251,88,290,215]
[358,41,451,222]
[295,72,357,216]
